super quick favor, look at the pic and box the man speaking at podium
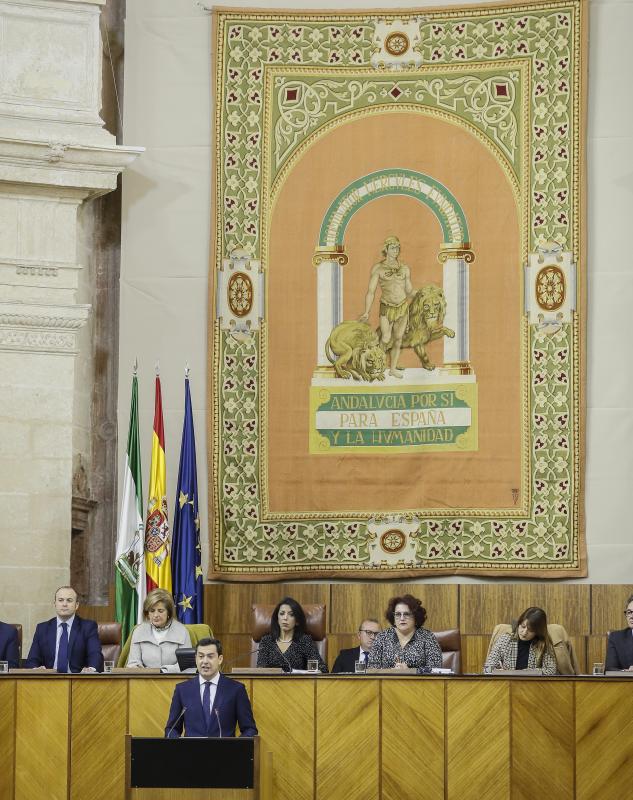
[165,638,258,738]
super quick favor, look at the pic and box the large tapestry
[209,0,587,579]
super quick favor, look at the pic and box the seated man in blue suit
[26,585,103,673]
[165,637,257,738]
[0,621,20,668]
[606,593,633,671]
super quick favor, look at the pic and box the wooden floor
[2,673,633,800]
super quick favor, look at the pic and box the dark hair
[270,597,307,641]
[196,637,223,656]
[385,594,427,628]
[512,607,553,666]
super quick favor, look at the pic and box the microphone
[215,707,222,738]
[220,646,260,672]
[279,648,293,674]
[166,705,187,738]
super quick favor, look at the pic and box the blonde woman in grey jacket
[127,588,191,672]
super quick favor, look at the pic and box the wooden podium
[125,735,260,799]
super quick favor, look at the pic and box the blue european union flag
[172,377,203,623]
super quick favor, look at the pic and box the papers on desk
[484,669,542,676]
[430,668,453,674]
[112,667,161,674]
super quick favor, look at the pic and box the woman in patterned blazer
[368,594,442,671]
[484,607,558,675]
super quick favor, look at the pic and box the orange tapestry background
[266,110,521,514]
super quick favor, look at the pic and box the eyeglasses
[359,629,379,637]
[394,611,413,619]
[624,610,633,618]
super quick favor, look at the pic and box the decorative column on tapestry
[209,1,588,579]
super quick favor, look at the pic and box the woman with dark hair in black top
[256,596,327,673]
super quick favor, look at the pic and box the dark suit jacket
[332,646,369,674]
[26,616,103,672]
[165,673,258,738]
[606,628,633,670]
[0,622,19,669]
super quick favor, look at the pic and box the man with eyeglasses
[606,594,633,671]
[331,619,381,673]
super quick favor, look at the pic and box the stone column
[312,247,348,368]
[0,0,141,644]
[438,244,475,374]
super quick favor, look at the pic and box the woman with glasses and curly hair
[606,593,633,671]
[368,594,442,671]
[484,606,558,674]
[256,596,328,673]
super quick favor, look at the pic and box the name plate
[3,668,57,674]
[231,667,284,675]
[485,669,542,676]
[366,667,418,674]
[112,667,161,674]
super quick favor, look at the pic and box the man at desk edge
[165,637,258,738]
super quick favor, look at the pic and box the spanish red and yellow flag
[144,375,172,593]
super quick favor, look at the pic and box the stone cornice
[0,300,91,355]
[0,137,143,197]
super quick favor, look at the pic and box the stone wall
[0,0,140,645]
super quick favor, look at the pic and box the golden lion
[325,321,387,381]
[386,284,455,370]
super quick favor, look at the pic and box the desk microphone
[166,706,187,738]
[220,646,260,671]
[215,707,223,738]
[279,649,293,673]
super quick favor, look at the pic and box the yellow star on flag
[194,514,200,531]
[179,491,189,509]
[195,566,203,579]
[178,595,193,611]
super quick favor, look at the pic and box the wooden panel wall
[382,679,444,800]
[81,584,633,674]
[70,679,128,800]
[15,680,69,800]
[4,676,633,799]
[590,584,633,634]
[0,681,15,800]
[252,679,314,800]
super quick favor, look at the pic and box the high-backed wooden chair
[97,622,122,664]
[486,623,579,674]
[250,604,327,666]
[433,629,462,674]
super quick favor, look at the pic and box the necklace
[277,636,293,643]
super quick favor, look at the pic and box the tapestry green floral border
[208,0,587,579]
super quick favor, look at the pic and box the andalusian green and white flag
[115,371,145,643]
